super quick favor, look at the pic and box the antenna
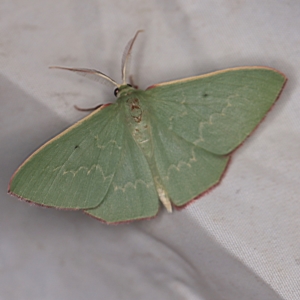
[49,66,119,87]
[50,30,144,88]
[121,30,144,85]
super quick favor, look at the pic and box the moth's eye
[114,88,119,97]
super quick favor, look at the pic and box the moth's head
[114,84,136,98]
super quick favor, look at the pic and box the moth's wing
[144,67,286,206]
[146,67,286,155]
[9,103,159,221]
[84,125,160,223]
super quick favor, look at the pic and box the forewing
[146,67,286,155]
[85,125,160,224]
[9,104,124,209]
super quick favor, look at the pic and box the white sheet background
[1,1,299,300]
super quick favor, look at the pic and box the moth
[8,31,286,223]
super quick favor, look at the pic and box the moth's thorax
[121,92,153,159]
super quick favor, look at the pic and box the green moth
[8,31,286,224]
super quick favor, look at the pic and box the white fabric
[1,1,299,299]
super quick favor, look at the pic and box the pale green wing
[85,124,160,223]
[143,67,286,206]
[9,101,159,222]
[145,67,286,155]
[9,104,124,209]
